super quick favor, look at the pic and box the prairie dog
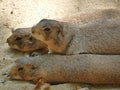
[7,28,48,53]
[32,19,73,54]
[9,54,120,89]
[32,19,120,54]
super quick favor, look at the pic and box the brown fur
[9,54,120,85]
[32,19,120,54]
[32,19,73,54]
[7,28,48,53]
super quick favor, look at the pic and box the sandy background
[0,0,120,90]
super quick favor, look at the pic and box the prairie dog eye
[44,28,51,32]
[29,37,33,41]
[16,37,22,41]
[18,67,23,71]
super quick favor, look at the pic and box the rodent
[31,19,73,54]
[7,28,48,53]
[9,54,120,89]
[31,19,120,54]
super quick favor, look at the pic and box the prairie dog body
[7,28,48,53]
[32,19,120,54]
[9,54,120,85]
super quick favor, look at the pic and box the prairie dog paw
[77,88,90,90]
[40,83,50,90]
[48,46,53,54]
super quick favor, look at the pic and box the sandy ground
[0,0,120,90]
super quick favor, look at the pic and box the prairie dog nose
[6,38,9,43]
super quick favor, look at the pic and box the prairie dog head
[7,28,31,50]
[9,62,36,81]
[31,19,64,43]
[7,28,47,52]
[9,57,46,83]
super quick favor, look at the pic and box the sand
[0,0,120,90]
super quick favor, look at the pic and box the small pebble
[0,79,6,84]
[2,72,9,77]
[3,58,5,60]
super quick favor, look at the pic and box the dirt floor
[0,0,120,90]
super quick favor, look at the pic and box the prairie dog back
[67,19,120,54]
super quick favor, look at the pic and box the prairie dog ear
[11,28,15,33]
[24,64,36,69]
[58,23,64,37]
[40,19,49,22]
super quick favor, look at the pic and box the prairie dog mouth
[13,45,20,49]
[10,75,22,80]
[32,34,44,42]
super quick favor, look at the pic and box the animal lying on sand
[32,19,120,54]
[9,54,120,90]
